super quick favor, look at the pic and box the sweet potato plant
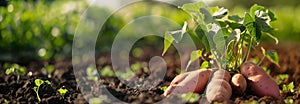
[162,2,281,103]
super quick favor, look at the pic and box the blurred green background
[0,0,299,62]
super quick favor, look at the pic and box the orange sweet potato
[240,62,281,99]
[163,69,211,96]
[231,73,247,94]
[211,69,231,82]
[205,70,232,103]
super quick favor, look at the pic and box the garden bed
[0,44,299,104]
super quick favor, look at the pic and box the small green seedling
[5,64,26,83]
[131,62,141,72]
[86,65,99,82]
[100,66,115,77]
[89,96,107,104]
[284,98,294,104]
[115,68,135,80]
[262,67,271,75]
[275,74,289,85]
[181,92,200,103]
[45,65,54,78]
[282,82,295,92]
[33,79,51,102]
[160,86,167,91]
[57,88,68,98]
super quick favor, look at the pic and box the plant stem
[36,87,41,102]
[243,37,253,63]
[257,55,265,65]
[17,75,20,84]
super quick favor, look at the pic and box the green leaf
[250,4,277,43]
[11,64,20,69]
[190,50,203,63]
[202,33,211,52]
[18,67,26,76]
[265,50,279,67]
[276,74,289,85]
[89,96,107,104]
[181,93,200,103]
[5,68,14,75]
[200,8,214,23]
[250,4,276,21]
[160,86,167,91]
[87,76,99,82]
[3,63,9,69]
[207,7,219,14]
[45,65,54,73]
[185,50,203,71]
[267,10,277,21]
[283,82,294,92]
[45,80,51,85]
[226,21,245,30]
[228,15,243,22]
[250,4,266,18]
[200,61,209,68]
[131,62,141,72]
[244,13,262,42]
[100,66,115,77]
[212,8,228,19]
[255,15,273,33]
[181,2,205,13]
[262,67,271,75]
[35,79,44,87]
[162,32,175,56]
[213,29,226,54]
[284,98,294,104]
[33,87,38,92]
[57,88,68,97]
[244,13,255,26]
[86,65,97,76]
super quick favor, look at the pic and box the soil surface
[0,44,299,104]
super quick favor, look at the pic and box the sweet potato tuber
[205,70,232,103]
[163,69,211,96]
[240,62,281,99]
[211,69,231,82]
[231,73,247,94]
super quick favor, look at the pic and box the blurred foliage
[1,0,299,62]
[95,1,190,54]
[1,0,189,61]
[0,0,87,61]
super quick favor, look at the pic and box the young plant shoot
[5,64,26,83]
[57,88,68,98]
[33,79,51,102]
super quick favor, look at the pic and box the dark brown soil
[0,44,299,104]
